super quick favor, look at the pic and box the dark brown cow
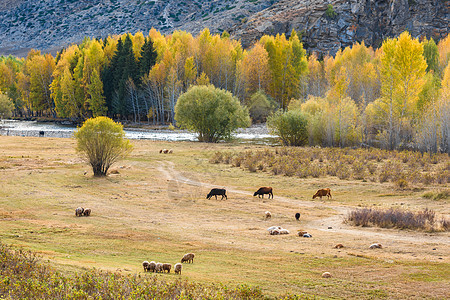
[312,188,332,199]
[207,188,227,200]
[253,187,273,199]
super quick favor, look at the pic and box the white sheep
[269,229,280,235]
[155,262,163,272]
[75,207,84,217]
[174,263,182,274]
[279,228,290,234]
[369,243,382,249]
[267,226,281,231]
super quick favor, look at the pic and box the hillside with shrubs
[0,243,271,299]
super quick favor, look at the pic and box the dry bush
[423,190,449,201]
[336,164,351,180]
[345,208,448,232]
[394,178,409,190]
[232,155,243,167]
[209,147,449,185]
[209,151,223,164]
[352,161,366,180]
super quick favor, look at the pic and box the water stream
[0,120,278,144]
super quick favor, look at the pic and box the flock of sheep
[73,174,380,280]
[142,253,195,275]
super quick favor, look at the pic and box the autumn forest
[0,29,449,152]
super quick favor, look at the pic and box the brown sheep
[312,188,332,200]
[163,149,169,154]
[181,253,195,263]
[148,261,156,272]
[162,263,172,273]
[297,231,307,236]
[83,208,91,216]
[334,244,344,249]
[265,211,272,220]
[174,263,182,274]
[142,261,149,272]
[253,187,273,199]
[75,207,84,217]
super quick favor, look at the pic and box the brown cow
[312,188,332,200]
[253,187,273,199]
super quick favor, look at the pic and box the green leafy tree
[267,109,309,146]
[175,85,250,142]
[423,38,439,74]
[75,117,133,176]
[248,90,275,123]
[87,69,107,117]
[0,93,14,119]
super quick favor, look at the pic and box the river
[0,120,278,144]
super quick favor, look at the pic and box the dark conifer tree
[138,37,157,78]
[102,38,123,116]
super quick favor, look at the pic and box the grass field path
[157,160,450,247]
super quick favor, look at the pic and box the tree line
[0,29,449,152]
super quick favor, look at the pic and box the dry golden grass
[0,136,449,299]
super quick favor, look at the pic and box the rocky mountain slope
[0,0,448,57]
[231,0,449,54]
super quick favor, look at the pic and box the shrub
[423,190,449,201]
[267,110,309,146]
[0,93,14,119]
[395,178,409,189]
[248,90,275,123]
[0,243,266,299]
[175,85,250,142]
[352,161,366,180]
[325,4,337,18]
[75,117,133,176]
[345,208,448,232]
[209,151,223,164]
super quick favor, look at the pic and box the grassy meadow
[0,135,449,299]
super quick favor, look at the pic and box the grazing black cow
[295,212,300,221]
[206,188,227,200]
[39,131,45,137]
[253,187,273,199]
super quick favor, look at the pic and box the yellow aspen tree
[132,31,145,60]
[372,32,427,150]
[437,35,450,76]
[241,43,270,97]
[184,56,197,89]
[27,53,56,116]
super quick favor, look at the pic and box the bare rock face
[230,0,449,55]
[0,0,448,57]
